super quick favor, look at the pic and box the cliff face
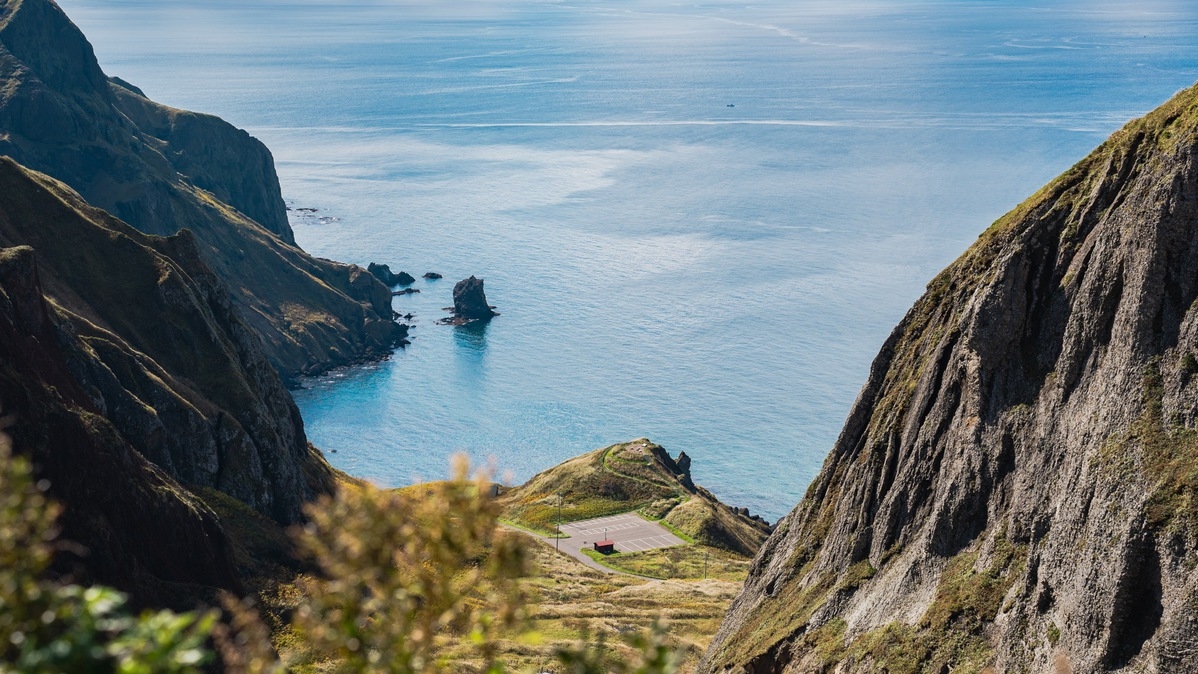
[703,85,1198,673]
[0,158,332,527]
[0,230,250,607]
[0,0,405,380]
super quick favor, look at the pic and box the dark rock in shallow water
[452,276,497,320]
[392,288,420,296]
[438,276,498,325]
[368,262,415,287]
[423,272,443,279]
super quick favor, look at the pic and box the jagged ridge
[702,84,1198,673]
[0,157,333,540]
[0,238,243,609]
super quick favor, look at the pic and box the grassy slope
[223,443,765,671]
[582,545,750,583]
[448,530,743,673]
[239,482,744,672]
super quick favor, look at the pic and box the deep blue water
[61,0,1198,520]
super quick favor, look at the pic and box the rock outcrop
[675,450,695,490]
[701,84,1198,673]
[0,0,405,381]
[368,262,414,287]
[423,272,443,280]
[450,275,497,321]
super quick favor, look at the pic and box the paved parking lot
[560,512,686,554]
[510,511,688,575]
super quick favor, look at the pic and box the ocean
[60,0,1198,520]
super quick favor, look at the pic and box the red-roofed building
[593,540,615,554]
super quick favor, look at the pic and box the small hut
[593,540,615,555]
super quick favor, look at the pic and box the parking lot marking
[556,512,687,555]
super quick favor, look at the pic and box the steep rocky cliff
[0,180,271,607]
[702,85,1198,673]
[0,243,243,609]
[0,0,405,380]
[0,157,333,525]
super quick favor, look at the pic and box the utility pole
[556,493,562,552]
[703,550,708,579]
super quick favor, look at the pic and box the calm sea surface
[61,0,1198,520]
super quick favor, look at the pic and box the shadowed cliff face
[703,84,1198,673]
[0,158,332,529]
[0,0,405,380]
[0,240,244,609]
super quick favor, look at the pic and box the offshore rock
[448,275,497,322]
[701,83,1198,674]
[423,272,443,279]
[367,262,399,285]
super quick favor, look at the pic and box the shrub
[0,404,683,672]
[0,406,216,673]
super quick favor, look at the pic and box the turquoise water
[62,0,1198,520]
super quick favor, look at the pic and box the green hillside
[500,439,771,557]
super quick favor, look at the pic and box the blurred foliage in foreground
[0,406,682,673]
[0,408,216,673]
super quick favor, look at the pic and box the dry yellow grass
[235,458,752,672]
[584,544,750,582]
[437,530,742,672]
[268,529,741,672]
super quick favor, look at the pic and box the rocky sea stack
[443,275,497,324]
[701,83,1198,673]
